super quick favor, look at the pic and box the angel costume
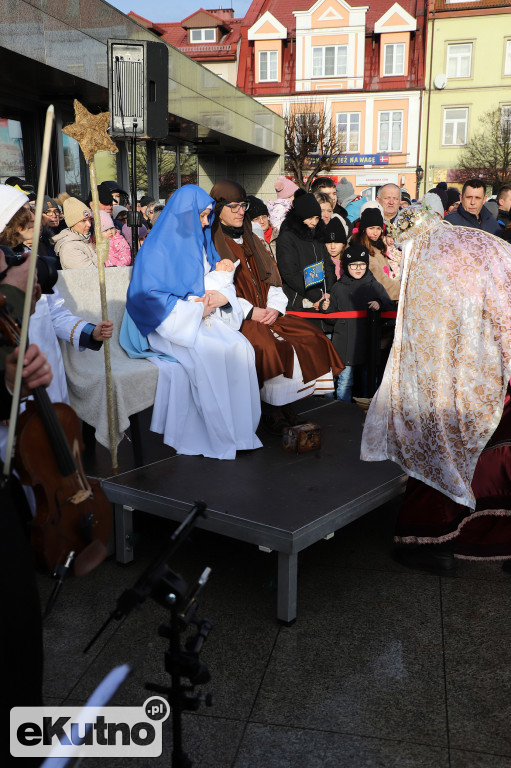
[121,185,262,460]
[361,203,511,562]
[0,289,102,459]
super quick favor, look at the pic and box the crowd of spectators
[3,171,511,417]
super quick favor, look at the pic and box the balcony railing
[178,44,232,54]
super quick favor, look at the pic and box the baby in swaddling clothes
[192,258,241,320]
[204,257,238,292]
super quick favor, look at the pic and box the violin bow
[63,100,119,474]
[2,105,55,482]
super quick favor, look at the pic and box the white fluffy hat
[0,184,29,234]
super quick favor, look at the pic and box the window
[378,111,403,152]
[447,43,472,78]
[312,46,347,77]
[294,112,319,153]
[336,113,360,152]
[0,118,24,181]
[383,43,405,76]
[190,28,216,43]
[505,41,511,75]
[259,50,278,82]
[443,108,468,145]
[502,105,511,137]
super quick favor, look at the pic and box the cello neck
[32,386,78,477]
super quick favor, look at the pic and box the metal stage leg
[115,504,135,564]
[277,552,298,625]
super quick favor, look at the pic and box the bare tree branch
[283,102,346,190]
[456,107,511,192]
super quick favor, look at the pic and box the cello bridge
[70,489,93,504]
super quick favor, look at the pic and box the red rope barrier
[287,310,398,319]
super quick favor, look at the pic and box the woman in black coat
[275,193,336,311]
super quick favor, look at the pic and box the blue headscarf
[126,185,219,336]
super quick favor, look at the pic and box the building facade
[0,1,283,203]
[238,0,428,198]
[421,0,511,193]
[129,8,242,87]
[142,1,428,200]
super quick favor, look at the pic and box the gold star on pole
[62,100,118,164]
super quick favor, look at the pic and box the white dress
[0,290,90,457]
[148,257,263,460]
[0,290,92,511]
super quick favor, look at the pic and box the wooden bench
[56,267,159,462]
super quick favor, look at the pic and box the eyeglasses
[45,209,59,216]
[224,202,249,213]
[348,263,367,270]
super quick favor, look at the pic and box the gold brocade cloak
[362,209,511,509]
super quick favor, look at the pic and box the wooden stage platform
[102,400,406,623]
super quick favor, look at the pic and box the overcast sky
[108,0,253,22]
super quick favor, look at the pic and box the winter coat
[39,226,60,268]
[276,213,337,310]
[320,270,393,365]
[444,203,503,236]
[345,196,367,223]
[52,228,97,269]
[350,233,401,300]
[369,247,401,301]
[267,199,292,230]
[105,231,131,267]
[497,209,511,228]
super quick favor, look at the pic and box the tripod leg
[44,551,74,619]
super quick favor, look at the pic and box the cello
[0,293,112,579]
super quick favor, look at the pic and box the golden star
[63,100,118,164]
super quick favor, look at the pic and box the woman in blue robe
[121,185,262,460]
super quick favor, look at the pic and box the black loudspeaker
[107,39,169,139]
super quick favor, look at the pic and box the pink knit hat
[274,175,299,199]
[99,210,115,231]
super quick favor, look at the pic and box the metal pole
[130,123,139,261]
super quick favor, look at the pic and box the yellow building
[421,0,511,193]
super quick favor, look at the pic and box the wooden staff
[63,100,120,474]
[3,105,55,478]
[89,161,118,473]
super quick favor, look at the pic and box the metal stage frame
[102,401,406,623]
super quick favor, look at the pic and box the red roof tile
[154,18,243,61]
[238,1,427,95]
[246,0,422,35]
[434,0,511,8]
[126,11,166,36]
[181,8,232,29]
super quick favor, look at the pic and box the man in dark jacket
[496,184,511,228]
[445,178,503,235]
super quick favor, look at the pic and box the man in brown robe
[210,180,343,432]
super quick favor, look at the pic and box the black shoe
[261,413,289,436]
[393,544,457,577]
[502,560,511,574]
[281,404,307,426]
